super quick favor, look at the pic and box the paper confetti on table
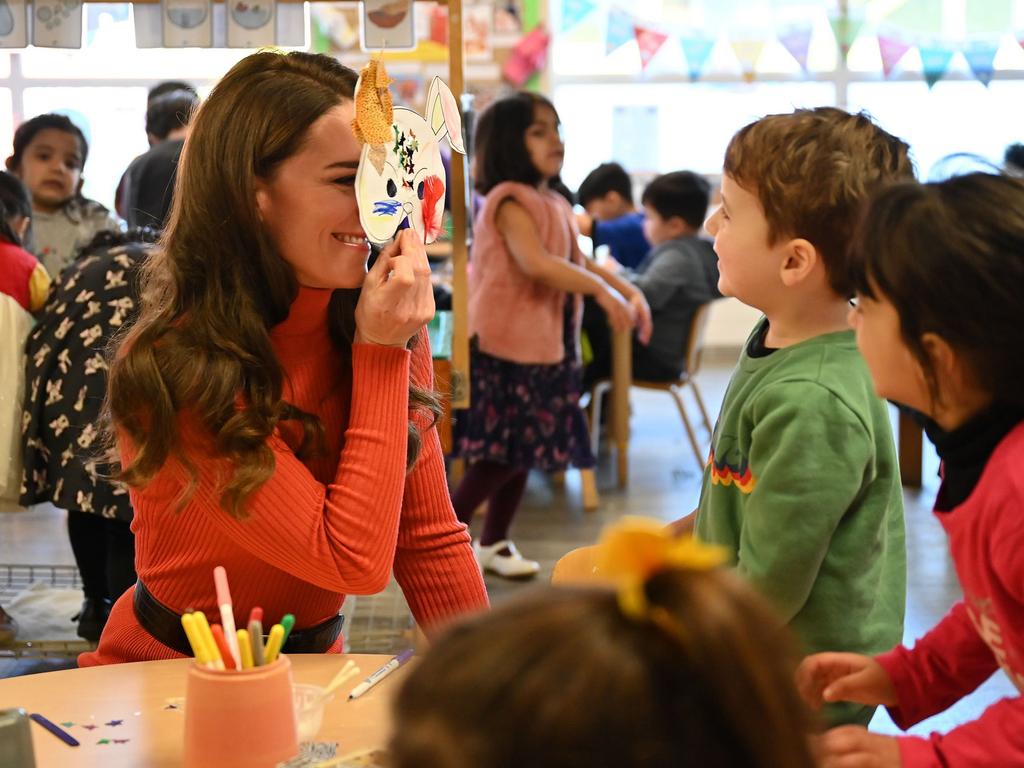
[105,719,123,726]
[61,721,74,727]
[82,724,99,730]
[97,738,111,745]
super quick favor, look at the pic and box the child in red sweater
[81,51,487,665]
[796,173,1024,766]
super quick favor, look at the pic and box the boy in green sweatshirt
[688,108,913,726]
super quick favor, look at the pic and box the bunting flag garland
[680,36,715,81]
[918,41,955,88]
[777,23,812,71]
[634,23,668,70]
[877,34,912,78]
[729,38,764,82]
[963,40,999,87]
[828,10,864,57]
[605,7,633,54]
[560,0,596,33]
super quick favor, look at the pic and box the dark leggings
[67,511,137,602]
[451,460,529,546]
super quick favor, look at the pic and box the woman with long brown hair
[79,51,487,666]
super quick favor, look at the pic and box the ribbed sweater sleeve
[393,332,489,631]
[141,343,413,595]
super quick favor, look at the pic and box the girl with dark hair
[391,518,817,768]
[79,51,487,666]
[798,173,1024,767]
[452,93,645,578]
[6,113,119,278]
[0,170,48,314]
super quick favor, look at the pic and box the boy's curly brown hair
[724,107,913,297]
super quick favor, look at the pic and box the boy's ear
[5,155,15,172]
[778,237,819,287]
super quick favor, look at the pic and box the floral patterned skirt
[455,336,596,473]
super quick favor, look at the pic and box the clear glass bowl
[292,683,334,742]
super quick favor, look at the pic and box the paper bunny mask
[354,69,466,245]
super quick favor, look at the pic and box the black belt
[133,579,345,657]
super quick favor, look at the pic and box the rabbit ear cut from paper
[354,60,466,246]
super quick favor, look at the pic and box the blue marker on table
[347,648,414,700]
[29,713,80,747]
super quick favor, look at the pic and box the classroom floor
[0,356,1015,738]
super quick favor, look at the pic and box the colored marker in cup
[213,566,242,669]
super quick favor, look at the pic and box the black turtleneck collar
[926,403,1024,512]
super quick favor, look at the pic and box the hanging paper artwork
[962,40,999,87]
[163,0,212,47]
[0,0,27,48]
[605,7,633,55]
[502,25,549,86]
[464,4,493,60]
[560,0,596,33]
[778,23,812,72]
[680,36,714,81]
[353,59,466,245]
[226,0,275,47]
[32,0,82,48]
[918,41,954,88]
[633,24,668,71]
[360,0,416,51]
[729,39,764,83]
[877,34,911,78]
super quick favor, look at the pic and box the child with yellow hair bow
[389,517,818,768]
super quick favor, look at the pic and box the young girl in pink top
[453,93,650,578]
[797,173,1024,767]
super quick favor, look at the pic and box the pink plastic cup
[183,655,299,768]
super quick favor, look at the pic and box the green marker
[280,613,295,646]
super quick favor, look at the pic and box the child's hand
[595,286,634,333]
[816,726,901,768]
[795,653,898,710]
[354,229,435,348]
[629,292,653,345]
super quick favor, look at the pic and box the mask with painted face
[353,59,466,245]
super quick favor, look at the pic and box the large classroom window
[550,0,1024,186]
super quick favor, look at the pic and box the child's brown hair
[724,107,913,296]
[390,568,817,768]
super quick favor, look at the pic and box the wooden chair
[551,545,600,585]
[590,303,715,472]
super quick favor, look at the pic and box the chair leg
[669,387,705,472]
[580,468,600,511]
[589,383,609,458]
[690,380,713,436]
[449,457,466,486]
[551,471,566,489]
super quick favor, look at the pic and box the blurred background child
[575,161,650,270]
[6,113,119,279]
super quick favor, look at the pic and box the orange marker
[210,624,237,670]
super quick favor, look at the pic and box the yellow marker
[193,610,225,670]
[264,624,285,664]
[181,613,209,666]
[236,628,254,669]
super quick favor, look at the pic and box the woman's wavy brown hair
[107,51,440,518]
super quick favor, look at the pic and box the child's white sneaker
[473,540,540,580]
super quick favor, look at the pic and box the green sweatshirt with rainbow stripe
[695,319,906,726]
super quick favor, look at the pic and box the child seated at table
[389,517,817,768]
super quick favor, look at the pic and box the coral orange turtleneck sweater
[80,286,487,666]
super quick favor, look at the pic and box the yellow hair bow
[594,516,729,619]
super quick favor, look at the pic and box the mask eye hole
[417,180,425,200]
[386,178,397,197]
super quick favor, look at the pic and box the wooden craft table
[0,653,398,767]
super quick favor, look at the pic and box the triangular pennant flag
[963,40,999,87]
[919,42,955,88]
[606,7,634,55]
[560,0,596,33]
[777,23,813,71]
[828,11,864,57]
[680,36,715,81]
[730,39,764,82]
[634,24,668,70]
[877,34,912,78]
